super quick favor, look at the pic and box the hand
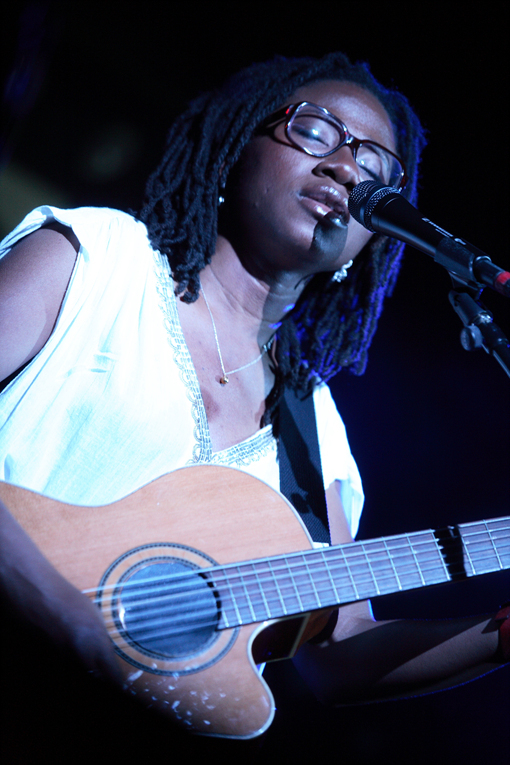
[495,602,510,662]
[0,499,121,684]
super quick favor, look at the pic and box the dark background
[1,2,508,763]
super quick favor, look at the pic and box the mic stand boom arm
[416,227,510,378]
[448,281,510,378]
[347,182,510,380]
[376,207,510,377]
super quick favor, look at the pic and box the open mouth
[300,186,350,224]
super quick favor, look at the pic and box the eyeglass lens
[289,108,403,188]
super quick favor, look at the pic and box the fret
[261,560,287,619]
[331,545,360,603]
[490,519,510,569]
[218,561,279,628]
[412,531,450,586]
[485,520,504,569]
[382,538,402,590]
[461,524,477,576]
[318,548,343,604]
[359,538,401,595]
[340,544,374,600]
[462,519,510,575]
[384,534,425,589]
[490,519,509,560]
[319,547,359,604]
[341,543,394,598]
[294,554,321,611]
[464,524,499,575]
[362,540,399,591]
[360,541,381,596]
[319,548,357,602]
[217,566,243,629]
[236,562,271,623]
[247,562,272,621]
[236,564,257,624]
[213,516,509,631]
[266,556,306,615]
[284,556,306,614]
[386,532,447,589]
[266,557,290,617]
[232,564,256,625]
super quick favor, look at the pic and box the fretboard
[213,516,510,630]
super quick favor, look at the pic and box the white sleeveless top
[0,206,364,536]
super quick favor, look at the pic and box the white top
[0,206,364,536]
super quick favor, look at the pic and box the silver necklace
[201,285,273,385]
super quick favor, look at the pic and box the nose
[313,146,361,190]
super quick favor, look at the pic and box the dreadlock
[139,52,426,424]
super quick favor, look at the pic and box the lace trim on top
[151,248,276,468]
[151,249,211,462]
[209,426,276,466]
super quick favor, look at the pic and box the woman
[0,52,507,737]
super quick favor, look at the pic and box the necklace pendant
[219,375,229,385]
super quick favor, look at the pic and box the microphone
[348,181,510,297]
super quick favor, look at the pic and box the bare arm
[293,484,505,705]
[0,224,120,681]
[0,222,79,382]
[0,497,121,682]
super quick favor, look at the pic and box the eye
[356,144,391,185]
[295,126,322,141]
[290,117,330,148]
[289,114,343,153]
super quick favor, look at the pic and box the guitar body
[4,466,507,737]
[0,466,322,739]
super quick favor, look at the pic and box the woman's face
[220,80,397,283]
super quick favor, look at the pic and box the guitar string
[92,533,510,630]
[97,548,508,642]
[88,530,510,627]
[94,532,506,632]
[97,548,510,645]
[99,537,509,646]
[82,518,510,601]
[94,540,509,635]
[94,538,510,641]
[84,522,510,606]
[84,522,509,594]
[96,572,510,643]
[98,538,508,626]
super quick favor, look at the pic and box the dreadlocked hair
[139,52,426,424]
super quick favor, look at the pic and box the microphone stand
[347,181,510,378]
[448,276,510,379]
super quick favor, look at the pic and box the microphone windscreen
[348,181,397,231]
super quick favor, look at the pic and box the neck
[200,235,309,347]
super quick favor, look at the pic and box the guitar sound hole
[115,561,220,658]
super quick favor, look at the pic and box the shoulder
[0,206,147,261]
[313,381,347,434]
[0,207,150,384]
[312,381,364,538]
[1,205,153,286]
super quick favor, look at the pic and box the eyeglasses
[261,101,407,190]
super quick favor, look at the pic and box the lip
[299,185,350,224]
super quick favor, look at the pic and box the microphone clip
[448,283,510,376]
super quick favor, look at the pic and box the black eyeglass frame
[261,101,408,190]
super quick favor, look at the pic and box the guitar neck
[215,517,510,630]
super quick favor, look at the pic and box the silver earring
[218,195,225,205]
[332,260,353,283]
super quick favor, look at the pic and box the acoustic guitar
[1,465,508,739]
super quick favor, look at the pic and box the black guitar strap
[278,386,331,544]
